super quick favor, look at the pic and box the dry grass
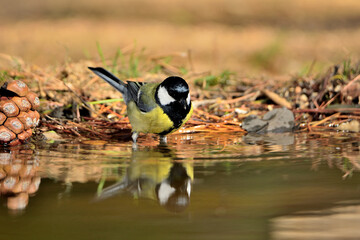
[0,0,360,77]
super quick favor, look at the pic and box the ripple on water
[0,132,359,240]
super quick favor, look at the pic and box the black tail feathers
[88,67,126,94]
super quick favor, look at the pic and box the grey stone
[242,108,294,133]
[242,115,268,133]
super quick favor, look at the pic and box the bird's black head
[156,76,190,108]
[155,76,192,133]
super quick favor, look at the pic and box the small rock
[242,108,295,133]
[300,94,308,102]
[299,94,309,109]
[242,115,268,133]
[235,108,248,114]
[42,131,63,141]
[263,108,295,132]
[336,120,360,133]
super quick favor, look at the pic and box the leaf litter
[1,52,360,143]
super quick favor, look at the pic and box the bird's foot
[132,132,139,143]
[159,135,167,145]
[132,132,139,150]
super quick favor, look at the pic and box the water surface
[0,132,360,240]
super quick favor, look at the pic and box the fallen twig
[262,89,292,109]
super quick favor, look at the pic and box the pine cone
[0,80,40,146]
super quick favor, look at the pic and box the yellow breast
[127,101,173,134]
[127,101,193,135]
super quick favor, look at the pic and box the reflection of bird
[96,146,193,212]
[88,67,193,144]
[155,162,192,212]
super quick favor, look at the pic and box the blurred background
[0,0,360,77]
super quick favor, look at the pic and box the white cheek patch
[186,93,191,105]
[158,86,176,105]
[158,182,175,205]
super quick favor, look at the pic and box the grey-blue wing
[126,81,143,102]
[126,81,156,112]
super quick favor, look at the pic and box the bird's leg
[159,135,167,145]
[132,132,139,150]
[132,132,139,143]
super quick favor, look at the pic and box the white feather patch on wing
[158,86,176,105]
[137,89,141,102]
[186,93,191,105]
[158,182,175,205]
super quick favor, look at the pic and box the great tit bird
[88,67,193,143]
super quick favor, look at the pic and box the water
[0,132,360,240]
